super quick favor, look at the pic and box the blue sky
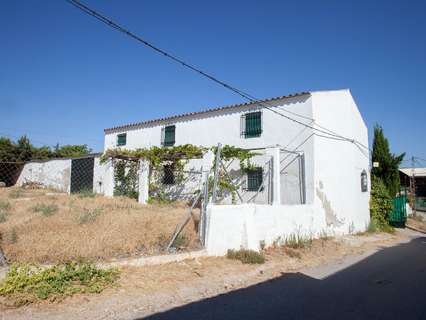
[1,0,425,164]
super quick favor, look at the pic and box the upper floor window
[161,125,176,146]
[117,133,127,146]
[241,111,262,138]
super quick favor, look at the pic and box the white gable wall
[311,90,370,234]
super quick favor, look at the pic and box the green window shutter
[247,167,263,191]
[163,125,175,146]
[117,133,127,146]
[243,112,262,138]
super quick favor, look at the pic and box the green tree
[0,137,17,161]
[370,175,393,229]
[0,136,92,162]
[16,136,33,162]
[53,144,92,158]
[371,125,405,197]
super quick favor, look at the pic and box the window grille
[246,167,263,191]
[161,125,176,146]
[241,111,262,138]
[117,133,127,146]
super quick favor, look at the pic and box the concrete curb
[99,249,208,269]
[405,225,426,234]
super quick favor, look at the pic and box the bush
[284,247,302,259]
[77,189,96,198]
[366,219,378,233]
[0,262,119,305]
[0,200,11,223]
[8,189,24,199]
[79,208,102,224]
[284,233,312,249]
[227,249,265,264]
[0,200,11,211]
[370,176,393,231]
[172,234,189,249]
[32,203,58,217]
[0,210,8,223]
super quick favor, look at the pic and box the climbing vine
[210,145,260,203]
[113,159,139,200]
[102,144,206,201]
[101,144,205,169]
[101,144,259,203]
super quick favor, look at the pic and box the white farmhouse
[103,89,370,253]
[14,89,370,254]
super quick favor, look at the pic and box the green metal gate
[389,195,407,227]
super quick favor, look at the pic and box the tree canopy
[371,125,405,197]
[0,136,92,162]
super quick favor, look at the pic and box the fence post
[211,143,222,204]
[103,159,115,197]
[269,147,281,205]
[199,150,214,245]
[138,159,150,204]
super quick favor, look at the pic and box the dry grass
[0,187,200,264]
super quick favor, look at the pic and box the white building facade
[103,89,370,253]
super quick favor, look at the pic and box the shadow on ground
[142,237,426,320]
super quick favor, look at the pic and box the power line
[66,0,369,151]
[414,156,426,163]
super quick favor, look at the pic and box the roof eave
[104,91,311,133]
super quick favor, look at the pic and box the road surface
[145,236,426,320]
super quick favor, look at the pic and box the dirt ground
[0,228,419,320]
[0,187,200,264]
[406,216,426,232]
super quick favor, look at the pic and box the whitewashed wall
[311,90,370,234]
[104,95,314,151]
[93,157,108,194]
[16,159,72,193]
[205,203,328,255]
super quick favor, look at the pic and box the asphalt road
[144,236,426,320]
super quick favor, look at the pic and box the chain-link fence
[0,156,99,193]
[0,161,25,187]
[146,159,209,250]
[148,161,204,203]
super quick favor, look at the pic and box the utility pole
[411,156,416,215]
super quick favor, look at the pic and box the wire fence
[210,147,273,205]
[279,150,305,205]
[0,161,25,187]
[149,164,204,203]
[146,161,209,250]
[0,156,98,193]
